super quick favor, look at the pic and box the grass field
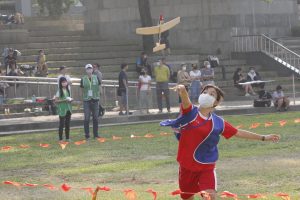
[1,111,300,200]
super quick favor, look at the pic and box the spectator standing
[4,48,16,75]
[118,63,130,115]
[136,52,152,77]
[154,59,170,113]
[201,61,215,86]
[57,66,72,91]
[55,77,72,142]
[247,67,265,89]
[189,64,202,103]
[272,85,290,111]
[138,69,151,114]
[80,64,101,140]
[36,49,48,77]
[233,68,256,96]
[93,63,103,84]
[177,64,191,102]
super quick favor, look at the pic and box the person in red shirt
[160,84,280,200]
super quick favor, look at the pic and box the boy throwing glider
[160,84,280,200]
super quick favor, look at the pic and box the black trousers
[58,111,71,140]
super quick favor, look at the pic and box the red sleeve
[222,121,238,139]
[180,103,193,115]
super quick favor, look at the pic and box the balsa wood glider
[136,16,181,52]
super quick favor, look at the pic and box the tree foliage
[37,0,75,17]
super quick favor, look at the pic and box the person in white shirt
[272,85,290,111]
[138,69,151,114]
[57,66,72,91]
[200,61,215,86]
[189,64,202,103]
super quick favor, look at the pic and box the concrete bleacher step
[18,51,142,62]
[28,30,85,37]
[27,35,103,43]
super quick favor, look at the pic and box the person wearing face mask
[160,84,280,200]
[200,61,215,86]
[272,85,290,111]
[55,77,72,142]
[138,69,152,114]
[177,64,191,103]
[247,67,265,89]
[189,64,202,103]
[80,64,101,140]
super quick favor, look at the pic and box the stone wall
[85,0,298,55]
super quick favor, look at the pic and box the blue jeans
[83,100,99,139]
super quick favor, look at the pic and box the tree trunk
[137,0,154,53]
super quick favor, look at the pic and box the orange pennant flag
[43,184,56,190]
[19,144,30,149]
[59,142,69,150]
[23,183,38,187]
[294,118,300,123]
[1,146,13,151]
[144,134,155,138]
[146,189,157,200]
[124,189,137,200]
[235,125,243,129]
[170,189,182,196]
[81,187,94,195]
[98,186,111,191]
[74,140,86,146]
[246,194,266,198]
[275,192,290,200]
[220,191,238,199]
[61,183,71,192]
[264,122,273,128]
[39,143,50,148]
[97,138,106,143]
[279,120,287,127]
[112,136,122,140]
[249,123,260,129]
[3,181,21,187]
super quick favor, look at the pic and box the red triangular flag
[74,140,86,145]
[43,184,56,190]
[112,136,122,140]
[249,123,260,129]
[81,187,94,195]
[1,146,13,151]
[146,189,157,200]
[124,189,137,200]
[3,181,21,187]
[275,192,290,200]
[61,183,71,192]
[19,144,30,149]
[264,122,273,128]
[23,183,38,187]
[170,189,182,196]
[220,191,238,199]
[279,120,287,127]
[246,193,266,198]
[39,143,50,148]
[144,134,155,138]
[98,186,111,191]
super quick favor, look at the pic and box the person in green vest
[80,64,101,140]
[55,76,73,142]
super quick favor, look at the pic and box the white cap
[85,64,93,69]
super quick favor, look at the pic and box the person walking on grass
[80,64,101,140]
[160,84,280,200]
[138,69,151,114]
[55,77,72,142]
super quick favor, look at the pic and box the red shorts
[179,166,217,199]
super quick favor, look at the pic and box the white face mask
[206,65,211,69]
[86,69,93,75]
[198,93,216,108]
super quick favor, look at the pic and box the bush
[37,0,75,17]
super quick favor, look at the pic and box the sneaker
[245,93,250,97]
